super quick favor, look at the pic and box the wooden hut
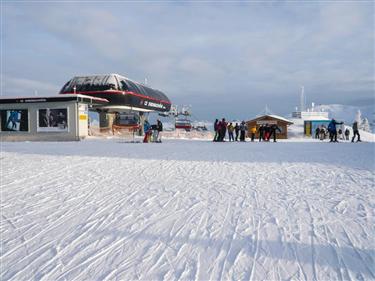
[246,114,293,139]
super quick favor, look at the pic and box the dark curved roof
[59,74,170,104]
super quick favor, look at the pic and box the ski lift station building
[246,114,294,139]
[0,95,108,141]
[0,74,172,141]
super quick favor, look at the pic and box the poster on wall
[0,109,29,131]
[37,108,68,132]
[78,104,88,121]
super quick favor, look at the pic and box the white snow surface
[1,139,374,281]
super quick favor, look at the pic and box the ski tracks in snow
[1,148,374,281]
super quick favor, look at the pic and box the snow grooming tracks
[1,140,375,281]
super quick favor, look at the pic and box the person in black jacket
[234,123,240,141]
[351,121,361,142]
[239,121,247,142]
[258,125,264,142]
[156,119,163,143]
[270,124,281,142]
[213,119,219,142]
[315,127,320,139]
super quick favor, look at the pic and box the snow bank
[1,140,374,280]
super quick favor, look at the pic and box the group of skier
[213,119,282,142]
[143,119,163,143]
[212,118,362,143]
[257,124,282,142]
[141,117,363,144]
[213,119,247,142]
[319,119,362,143]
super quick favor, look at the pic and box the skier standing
[264,124,271,141]
[270,124,281,142]
[239,121,247,142]
[315,127,320,139]
[258,125,264,142]
[351,121,361,142]
[213,119,219,142]
[219,118,227,141]
[250,126,256,142]
[156,119,163,143]
[217,120,222,141]
[328,119,343,142]
[338,128,344,140]
[319,126,326,140]
[143,120,151,143]
[344,128,350,141]
[227,123,235,142]
[234,123,240,141]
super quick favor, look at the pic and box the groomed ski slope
[1,139,374,281]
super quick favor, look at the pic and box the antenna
[300,86,305,112]
[256,105,274,116]
[265,105,270,115]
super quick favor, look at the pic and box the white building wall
[0,101,88,141]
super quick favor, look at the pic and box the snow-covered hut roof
[246,114,294,124]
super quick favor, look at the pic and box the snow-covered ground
[1,139,374,281]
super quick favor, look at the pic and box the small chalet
[246,114,293,139]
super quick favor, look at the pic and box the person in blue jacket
[328,119,343,142]
[143,120,151,143]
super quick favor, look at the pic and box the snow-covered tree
[355,110,362,124]
[361,118,371,132]
[354,110,372,132]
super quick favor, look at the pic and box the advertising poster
[38,108,68,132]
[79,104,88,121]
[1,109,29,132]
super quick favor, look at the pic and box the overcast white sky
[2,1,374,120]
